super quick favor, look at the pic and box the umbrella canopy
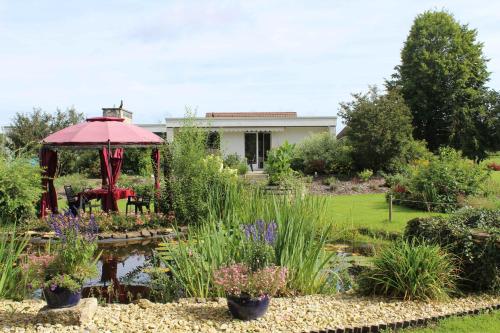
[42,117,163,147]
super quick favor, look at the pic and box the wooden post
[389,194,393,223]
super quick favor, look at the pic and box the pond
[31,238,372,303]
[82,239,162,303]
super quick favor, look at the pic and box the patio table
[78,188,135,212]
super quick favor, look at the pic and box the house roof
[205,112,297,118]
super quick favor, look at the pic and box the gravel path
[1,293,499,333]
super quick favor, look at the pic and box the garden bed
[309,176,388,196]
[1,294,499,333]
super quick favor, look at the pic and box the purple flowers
[49,211,98,241]
[242,220,277,245]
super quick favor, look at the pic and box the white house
[139,112,337,170]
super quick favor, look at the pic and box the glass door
[257,132,271,169]
[244,133,257,170]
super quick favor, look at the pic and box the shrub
[265,141,296,185]
[339,87,417,172]
[0,156,42,224]
[358,169,373,182]
[389,147,489,212]
[224,153,242,169]
[357,240,457,300]
[237,162,248,175]
[322,176,338,186]
[405,208,500,293]
[294,132,354,175]
[161,115,238,224]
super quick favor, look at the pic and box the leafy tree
[7,107,85,174]
[339,87,416,172]
[394,10,494,160]
[7,108,52,155]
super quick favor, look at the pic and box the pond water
[31,238,371,303]
[82,239,161,303]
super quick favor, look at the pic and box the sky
[1,0,500,128]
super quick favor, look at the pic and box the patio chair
[64,185,84,215]
[64,185,99,215]
[126,195,152,215]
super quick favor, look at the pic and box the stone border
[306,303,500,333]
[23,226,186,244]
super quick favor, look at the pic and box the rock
[356,243,376,256]
[140,229,152,237]
[111,233,127,239]
[134,299,154,309]
[149,229,158,236]
[126,231,142,239]
[98,232,113,240]
[35,298,98,326]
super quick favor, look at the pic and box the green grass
[324,193,443,234]
[58,198,128,212]
[400,310,500,333]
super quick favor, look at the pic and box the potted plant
[213,263,287,320]
[27,211,99,308]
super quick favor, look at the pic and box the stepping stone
[35,298,97,326]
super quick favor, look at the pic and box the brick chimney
[102,100,133,123]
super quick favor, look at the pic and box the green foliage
[223,153,248,175]
[157,184,340,297]
[357,239,457,300]
[223,153,242,169]
[117,174,154,198]
[395,10,494,160]
[146,267,184,303]
[242,240,276,272]
[389,147,489,212]
[322,176,338,186]
[358,169,373,182]
[7,107,85,174]
[294,132,354,175]
[27,213,100,293]
[339,87,417,172]
[0,156,42,224]
[237,161,248,175]
[0,229,28,299]
[405,208,500,293]
[122,148,154,176]
[265,141,296,185]
[55,173,91,194]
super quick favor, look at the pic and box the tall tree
[339,87,416,172]
[395,11,493,160]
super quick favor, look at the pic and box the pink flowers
[213,264,288,298]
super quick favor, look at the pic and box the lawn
[324,193,442,234]
[401,310,500,333]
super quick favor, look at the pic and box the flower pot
[43,287,82,308]
[227,294,270,320]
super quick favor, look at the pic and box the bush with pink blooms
[213,263,288,298]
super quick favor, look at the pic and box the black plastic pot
[227,294,270,320]
[43,287,82,308]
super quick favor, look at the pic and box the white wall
[169,126,333,166]
[271,127,329,148]
[220,131,245,158]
